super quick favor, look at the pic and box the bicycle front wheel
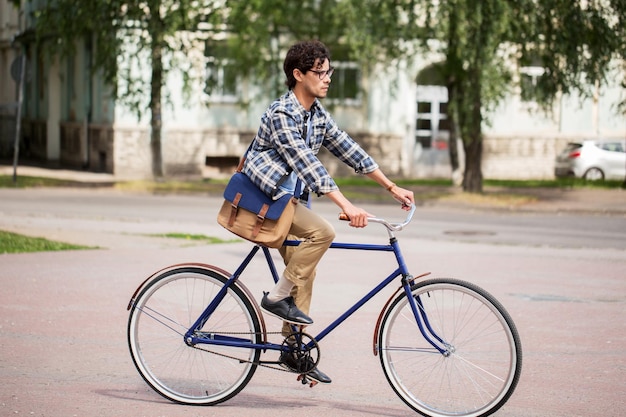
[378,278,522,417]
[127,266,261,405]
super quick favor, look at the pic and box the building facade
[1,2,624,180]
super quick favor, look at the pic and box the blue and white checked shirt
[242,90,379,199]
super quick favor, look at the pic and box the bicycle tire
[127,266,261,405]
[378,278,522,417]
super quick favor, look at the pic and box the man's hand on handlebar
[389,184,414,211]
[339,205,373,228]
[327,185,413,228]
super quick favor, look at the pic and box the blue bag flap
[223,172,292,220]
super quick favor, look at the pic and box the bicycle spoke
[379,279,521,417]
[128,267,261,405]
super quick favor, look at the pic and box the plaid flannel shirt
[242,90,379,199]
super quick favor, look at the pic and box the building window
[415,85,448,149]
[204,58,238,102]
[204,40,238,103]
[520,66,546,102]
[326,61,360,104]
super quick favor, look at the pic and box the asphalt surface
[2,163,626,215]
[1,165,625,417]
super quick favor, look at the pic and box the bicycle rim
[128,267,261,405]
[378,278,522,417]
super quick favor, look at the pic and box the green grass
[114,179,228,194]
[0,175,85,188]
[0,230,236,254]
[147,232,240,244]
[483,178,625,189]
[0,230,94,254]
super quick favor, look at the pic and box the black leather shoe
[279,351,332,384]
[261,293,313,325]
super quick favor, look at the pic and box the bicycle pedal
[297,374,318,388]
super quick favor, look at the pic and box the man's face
[301,58,333,99]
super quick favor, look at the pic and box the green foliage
[22,0,623,188]
[518,0,624,109]
[223,0,364,97]
[32,2,118,85]
[222,0,620,194]
[31,0,225,118]
[24,0,624,127]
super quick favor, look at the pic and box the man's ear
[293,68,305,83]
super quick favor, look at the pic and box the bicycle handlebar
[338,204,416,232]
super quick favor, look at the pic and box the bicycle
[126,204,522,417]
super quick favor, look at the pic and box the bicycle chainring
[281,332,320,374]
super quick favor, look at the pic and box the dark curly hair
[283,40,331,90]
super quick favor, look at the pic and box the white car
[554,140,626,181]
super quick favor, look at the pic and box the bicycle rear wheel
[378,278,522,417]
[127,266,261,405]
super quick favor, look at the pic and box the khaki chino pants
[278,201,335,336]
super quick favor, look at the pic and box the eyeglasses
[308,67,335,79]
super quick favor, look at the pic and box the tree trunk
[150,21,164,178]
[448,117,461,186]
[445,5,461,183]
[458,60,484,194]
[150,44,163,178]
[447,115,460,172]
[445,82,461,185]
[462,137,483,193]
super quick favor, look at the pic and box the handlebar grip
[338,212,350,221]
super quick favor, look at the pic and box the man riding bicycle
[243,40,415,384]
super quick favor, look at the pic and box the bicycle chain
[190,330,308,374]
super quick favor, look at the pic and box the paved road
[1,187,624,250]
[1,187,625,417]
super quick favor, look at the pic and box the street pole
[12,53,26,185]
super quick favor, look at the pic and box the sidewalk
[1,163,625,215]
[432,186,626,215]
[0,164,115,184]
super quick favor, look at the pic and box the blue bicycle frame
[184,209,448,356]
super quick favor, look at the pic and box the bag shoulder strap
[235,156,245,173]
[239,116,310,199]
[235,142,253,173]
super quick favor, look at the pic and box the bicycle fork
[391,238,450,356]
[401,278,451,356]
